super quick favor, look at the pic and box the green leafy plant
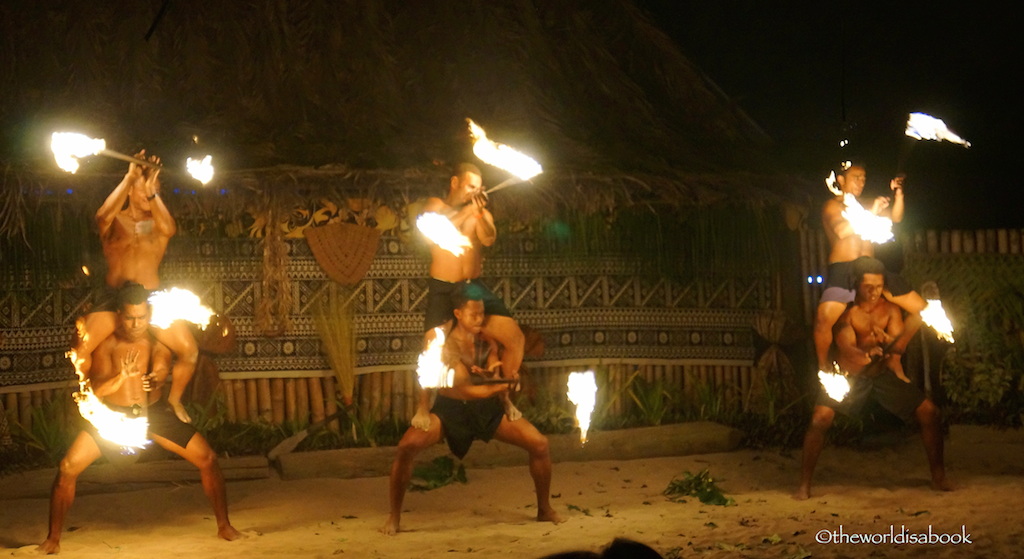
[410,455,467,492]
[628,373,672,426]
[11,395,81,466]
[663,468,735,506]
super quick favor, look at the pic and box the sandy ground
[1,425,1022,558]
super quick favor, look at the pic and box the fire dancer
[73,152,198,424]
[382,285,563,535]
[814,163,926,375]
[37,283,242,554]
[417,162,525,427]
[795,257,951,500]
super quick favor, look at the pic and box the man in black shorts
[37,283,242,554]
[382,285,563,535]
[795,257,952,500]
[415,163,526,430]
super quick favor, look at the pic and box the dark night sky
[637,2,1021,229]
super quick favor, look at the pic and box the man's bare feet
[792,486,811,501]
[218,525,246,541]
[33,539,60,555]
[538,507,566,524]
[381,513,400,536]
[932,476,955,492]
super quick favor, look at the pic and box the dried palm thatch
[313,286,357,406]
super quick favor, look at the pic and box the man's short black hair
[450,282,485,312]
[117,281,150,309]
[453,162,481,178]
[852,256,887,286]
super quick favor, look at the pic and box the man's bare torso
[425,197,485,282]
[101,213,170,290]
[823,198,874,264]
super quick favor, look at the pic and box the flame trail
[51,132,106,173]
[905,113,971,147]
[416,327,455,389]
[818,364,851,402]
[921,299,955,343]
[824,172,894,244]
[416,212,472,256]
[68,348,149,451]
[148,288,214,329]
[567,370,598,443]
[467,119,542,181]
[186,155,214,184]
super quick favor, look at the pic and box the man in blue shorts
[795,258,952,500]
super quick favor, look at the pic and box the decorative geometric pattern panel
[1,234,772,386]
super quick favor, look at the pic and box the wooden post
[257,378,273,422]
[233,379,248,422]
[369,371,382,422]
[285,379,297,422]
[926,229,939,253]
[296,377,309,423]
[223,379,237,423]
[19,392,33,430]
[950,230,961,253]
[381,370,393,422]
[323,376,338,433]
[246,379,259,422]
[997,229,1009,254]
[308,376,325,423]
[270,378,285,424]
[1009,229,1021,254]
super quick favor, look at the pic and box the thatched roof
[0,1,800,200]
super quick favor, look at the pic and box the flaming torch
[148,288,215,329]
[905,113,971,147]
[818,363,851,403]
[466,119,543,194]
[416,327,455,389]
[416,212,472,256]
[68,348,149,451]
[920,281,955,343]
[825,171,895,244]
[566,370,598,444]
[50,132,215,183]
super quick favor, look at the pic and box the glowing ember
[905,112,971,147]
[68,349,149,450]
[148,288,214,329]
[921,299,955,343]
[186,155,215,184]
[416,212,472,256]
[467,119,542,181]
[818,364,851,402]
[416,327,454,389]
[840,193,894,244]
[566,370,598,443]
[51,132,106,173]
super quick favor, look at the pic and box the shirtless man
[414,163,524,429]
[795,257,952,500]
[73,152,198,423]
[37,283,242,554]
[382,285,563,535]
[814,164,926,381]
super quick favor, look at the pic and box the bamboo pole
[405,371,415,422]
[323,376,338,433]
[245,379,259,422]
[296,377,309,423]
[1010,229,1021,254]
[997,229,1009,254]
[381,370,393,422]
[926,230,939,253]
[270,378,285,424]
[392,369,405,421]
[307,376,325,423]
[285,379,297,422]
[19,392,32,429]
[256,378,273,422]
[369,371,382,422]
[4,393,17,426]
[940,230,951,253]
[985,229,996,254]
[223,379,237,423]
[946,227,962,250]
[232,379,248,422]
